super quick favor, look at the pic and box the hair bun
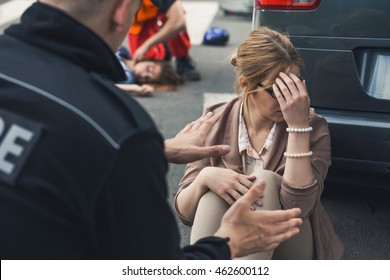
[230,53,238,67]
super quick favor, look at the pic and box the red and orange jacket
[130,0,175,35]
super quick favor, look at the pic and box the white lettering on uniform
[0,118,34,175]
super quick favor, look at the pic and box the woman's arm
[273,72,331,217]
[274,72,315,187]
[278,116,331,218]
[116,84,154,96]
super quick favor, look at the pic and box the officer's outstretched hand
[214,181,302,258]
[165,112,230,164]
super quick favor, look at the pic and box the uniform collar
[5,2,126,82]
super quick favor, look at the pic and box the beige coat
[175,97,344,260]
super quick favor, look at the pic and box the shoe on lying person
[175,57,201,81]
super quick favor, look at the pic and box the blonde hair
[231,27,304,109]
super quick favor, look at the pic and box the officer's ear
[112,0,136,33]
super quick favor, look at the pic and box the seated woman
[115,47,182,96]
[174,27,344,259]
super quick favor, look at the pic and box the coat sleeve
[98,129,232,259]
[179,237,231,260]
[174,155,212,226]
[277,112,331,219]
[96,130,182,259]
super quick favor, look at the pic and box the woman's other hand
[199,167,260,206]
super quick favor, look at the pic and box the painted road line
[0,0,34,27]
[182,1,219,46]
[203,92,235,111]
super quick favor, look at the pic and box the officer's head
[39,0,141,50]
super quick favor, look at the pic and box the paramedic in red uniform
[128,0,201,80]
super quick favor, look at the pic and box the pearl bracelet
[286,127,313,133]
[284,151,313,158]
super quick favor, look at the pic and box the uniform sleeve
[179,237,231,260]
[96,129,231,259]
[95,129,181,259]
[278,113,331,219]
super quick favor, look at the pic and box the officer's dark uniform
[0,3,229,259]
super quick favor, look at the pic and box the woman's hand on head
[199,167,261,207]
[273,72,310,128]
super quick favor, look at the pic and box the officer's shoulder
[90,73,158,139]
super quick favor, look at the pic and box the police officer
[0,0,302,259]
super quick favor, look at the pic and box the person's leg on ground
[168,32,201,81]
[235,170,282,260]
[190,191,229,244]
[159,9,201,81]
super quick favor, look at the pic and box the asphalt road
[136,3,390,260]
[1,0,389,260]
